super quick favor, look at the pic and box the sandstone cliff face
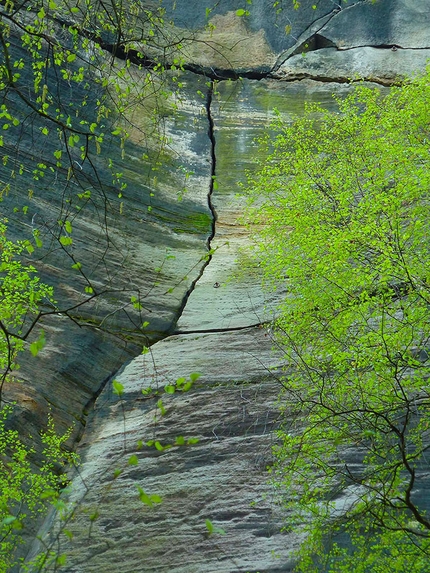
[7,0,430,570]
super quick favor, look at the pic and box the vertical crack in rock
[167,80,218,334]
[75,82,218,442]
[206,80,218,249]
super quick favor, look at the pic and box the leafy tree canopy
[245,69,430,570]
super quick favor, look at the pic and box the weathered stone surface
[161,0,429,82]
[164,0,341,56]
[318,0,430,49]
[273,46,430,84]
[177,78,358,333]
[272,0,430,83]
[2,54,214,435]
[159,1,348,74]
[27,328,300,573]
[2,41,214,558]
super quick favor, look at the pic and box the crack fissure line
[174,322,269,335]
[272,5,342,72]
[167,80,218,334]
[77,83,217,429]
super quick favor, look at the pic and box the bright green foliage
[0,221,79,571]
[0,219,54,398]
[0,406,78,573]
[246,70,430,569]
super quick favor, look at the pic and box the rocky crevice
[167,80,218,335]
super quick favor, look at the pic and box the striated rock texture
[10,0,430,570]
[28,329,298,573]
[2,64,214,435]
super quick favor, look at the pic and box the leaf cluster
[246,69,430,569]
[0,405,77,572]
[0,219,54,396]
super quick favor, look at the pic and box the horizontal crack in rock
[173,322,270,335]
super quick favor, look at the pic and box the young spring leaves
[245,70,430,570]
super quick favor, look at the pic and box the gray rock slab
[319,0,430,49]
[2,53,213,559]
[2,54,213,430]
[27,328,299,573]
[274,46,430,84]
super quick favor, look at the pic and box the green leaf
[137,487,162,507]
[59,236,73,246]
[112,379,124,397]
[128,454,138,465]
[131,295,142,310]
[40,490,58,500]
[157,399,166,416]
[65,220,72,234]
[2,515,17,526]
[24,241,34,254]
[236,8,246,16]
[205,519,225,535]
[30,330,46,357]
[164,385,175,394]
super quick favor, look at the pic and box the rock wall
[11,0,430,571]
